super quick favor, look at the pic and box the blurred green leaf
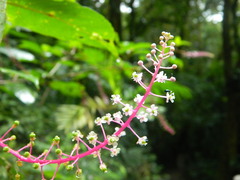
[2,83,37,104]
[152,81,192,101]
[55,104,93,133]
[0,67,40,88]
[6,0,118,55]
[49,80,84,97]
[174,36,191,46]
[18,40,42,54]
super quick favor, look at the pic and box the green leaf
[0,67,40,88]
[6,0,118,55]
[49,80,84,97]
[55,104,93,133]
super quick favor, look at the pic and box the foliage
[1,0,238,179]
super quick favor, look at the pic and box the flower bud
[170,47,175,51]
[99,163,107,173]
[146,53,151,58]
[76,168,83,178]
[16,160,23,167]
[13,121,20,128]
[15,173,21,180]
[29,132,36,141]
[169,51,174,56]
[3,147,10,152]
[158,54,163,59]
[170,42,176,46]
[151,49,156,54]
[24,152,30,158]
[151,43,156,49]
[159,36,164,40]
[10,135,16,141]
[55,148,62,155]
[53,136,60,144]
[138,60,143,66]
[159,41,164,45]
[172,64,177,69]
[33,163,40,169]
[66,164,74,171]
[170,77,176,82]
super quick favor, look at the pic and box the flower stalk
[0,31,177,179]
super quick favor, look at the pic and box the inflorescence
[0,31,177,180]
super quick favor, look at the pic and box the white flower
[107,135,119,147]
[94,117,102,125]
[72,130,84,141]
[136,136,148,146]
[132,72,143,82]
[113,111,123,122]
[134,94,144,104]
[99,163,107,173]
[137,112,149,123]
[110,147,121,157]
[155,71,167,83]
[111,94,122,105]
[122,104,133,116]
[86,131,98,145]
[101,113,112,125]
[166,92,175,103]
[146,104,158,116]
[115,127,126,137]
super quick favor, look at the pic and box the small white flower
[166,92,175,103]
[99,163,107,173]
[101,113,112,125]
[132,72,143,82]
[146,104,158,116]
[122,104,133,116]
[87,131,98,145]
[111,94,122,105]
[72,130,84,141]
[136,136,148,146]
[113,111,123,122]
[107,135,119,147]
[134,94,144,104]
[110,147,121,157]
[94,117,102,125]
[115,127,126,137]
[137,112,149,123]
[155,71,167,83]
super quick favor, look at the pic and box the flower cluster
[0,31,177,179]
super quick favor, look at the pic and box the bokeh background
[0,0,240,179]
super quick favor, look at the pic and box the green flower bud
[75,168,82,178]
[16,160,23,167]
[10,135,16,141]
[3,147,10,152]
[33,163,40,169]
[29,132,36,141]
[66,164,74,171]
[24,152,30,158]
[13,121,20,128]
[53,136,60,144]
[55,148,62,155]
[15,173,21,180]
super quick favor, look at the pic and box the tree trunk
[108,0,122,40]
[219,0,240,179]
[128,0,135,41]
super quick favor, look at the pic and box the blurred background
[0,0,240,179]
